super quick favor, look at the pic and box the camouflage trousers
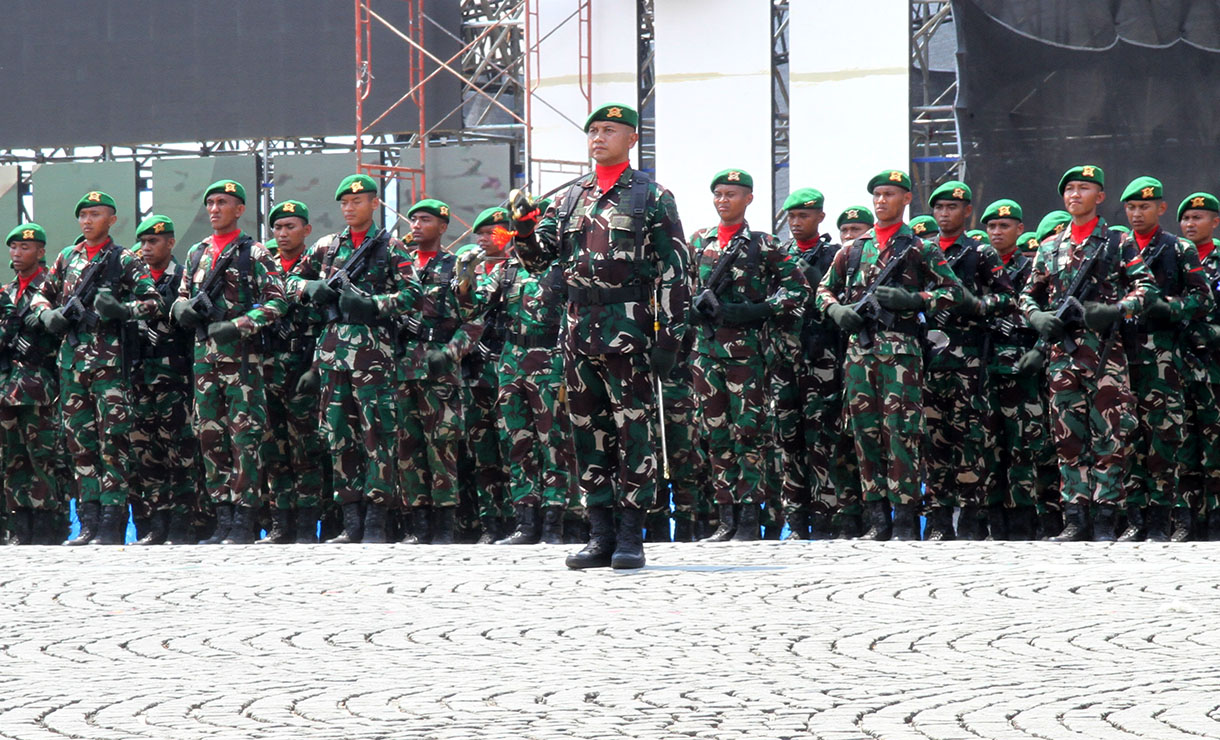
[0,403,65,511]
[61,366,131,506]
[842,350,924,505]
[194,361,266,507]
[1047,358,1137,506]
[263,360,325,510]
[129,380,198,514]
[1183,375,1220,511]
[565,349,657,510]
[654,374,708,523]
[399,379,463,508]
[923,363,990,509]
[320,366,397,506]
[984,370,1054,509]
[464,384,510,517]
[772,350,842,517]
[1127,353,1188,509]
[496,370,568,508]
[691,355,768,505]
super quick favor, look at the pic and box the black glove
[295,369,321,396]
[171,300,204,329]
[1144,297,1172,322]
[475,341,495,362]
[875,286,924,311]
[94,290,131,321]
[650,346,677,378]
[719,301,772,325]
[207,320,241,344]
[957,288,985,316]
[303,279,339,306]
[1015,349,1045,375]
[508,189,539,238]
[40,308,70,334]
[339,286,378,323]
[1083,301,1122,331]
[826,303,864,332]
[23,311,41,331]
[1027,310,1064,340]
[426,349,450,378]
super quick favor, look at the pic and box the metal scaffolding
[911,0,962,207]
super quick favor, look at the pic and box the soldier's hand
[40,308,70,334]
[508,189,540,238]
[475,341,495,362]
[826,303,864,332]
[207,320,241,344]
[338,286,378,323]
[303,279,339,306]
[426,348,450,378]
[295,369,321,396]
[719,300,772,325]
[1015,349,1045,375]
[170,300,204,329]
[23,311,42,331]
[1027,310,1064,339]
[957,288,985,316]
[454,248,486,290]
[1083,301,1122,331]
[875,286,925,311]
[1144,296,1172,321]
[94,290,131,321]
[650,345,677,378]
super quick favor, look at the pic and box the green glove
[93,290,131,321]
[295,369,321,396]
[719,300,772,325]
[40,308,69,334]
[426,349,450,378]
[1083,301,1122,331]
[650,346,677,378]
[171,300,204,329]
[303,279,339,306]
[1144,297,1172,321]
[339,286,379,323]
[1015,349,1045,375]
[875,285,924,311]
[207,320,241,344]
[826,303,864,332]
[23,311,41,331]
[1027,310,1064,339]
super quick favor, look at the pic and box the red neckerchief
[149,267,166,282]
[350,229,368,248]
[874,222,902,251]
[596,161,630,193]
[416,249,437,270]
[796,238,818,252]
[279,255,299,274]
[717,222,744,250]
[84,238,112,262]
[15,266,43,302]
[1134,227,1157,251]
[208,229,241,261]
[1000,249,1015,265]
[1198,241,1215,263]
[1070,217,1098,245]
[938,234,958,251]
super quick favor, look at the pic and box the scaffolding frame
[911,0,962,207]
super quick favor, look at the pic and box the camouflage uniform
[655,339,709,539]
[1184,241,1220,530]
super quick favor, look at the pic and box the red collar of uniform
[1198,241,1215,263]
[149,267,166,282]
[717,222,744,249]
[15,266,43,301]
[1070,217,1098,245]
[279,254,300,274]
[208,229,241,259]
[1134,227,1158,251]
[416,249,438,269]
[84,238,112,261]
[595,161,630,193]
[874,222,902,249]
[999,249,1015,265]
[938,234,959,251]
[350,229,369,247]
[796,238,818,252]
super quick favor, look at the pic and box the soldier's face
[8,240,44,274]
[410,213,448,246]
[339,193,379,229]
[474,224,498,253]
[78,206,116,242]
[712,185,752,224]
[205,194,244,233]
[786,209,824,242]
[871,186,910,224]
[1062,181,1104,217]
[1123,199,1166,234]
[272,216,312,254]
[985,217,1023,254]
[586,121,637,166]
[1180,209,1219,244]
[138,234,175,268]
[840,223,869,243]
[932,200,971,234]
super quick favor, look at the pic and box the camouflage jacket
[287,228,418,374]
[0,270,60,406]
[514,167,690,355]
[814,223,964,357]
[926,233,1015,369]
[1018,218,1157,372]
[398,248,481,384]
[688,221,809,361]
[988,250,1040,375]
[473,259,566,379]
[1117,227,1212,363]
[33,240,161,372]
[135,259,193,385]
[1192,241,1220,383]
[174,232,287,365]
[773,234,838,361]
[263,246,322,371]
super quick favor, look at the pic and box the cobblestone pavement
[2,541,1218,739]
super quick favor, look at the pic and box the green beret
[1120,176,1163,202]
[268,200,310,227]
[928,180,972,207]
[1017,232,1040,251]
[710,168,753,191]
[867,169,911,193]
[264,236,277,251]
[1035,210,1072,242]
[583,102,638,132]
[135,215,174,239]
[1178,192,1220,220]
[1058,164,1104,194]
[909,215,938,237]
[1109,224,1131,235]
[407,198,451,222]
[783,187,825,211]
[837,206,875,228]
[204,179,246,203]
[966,229,990,246]
[6,223,47,245]
[980,199,1023,224]
[335,174,378,200]
[472,207,509,232]
[74,191,117,216]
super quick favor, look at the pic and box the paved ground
[1,541,1218,740]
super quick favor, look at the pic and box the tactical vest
[558,170,656,306]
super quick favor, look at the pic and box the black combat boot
[31,509,59,545]
[924,506,954,541]
[431,507,456,545]
[475,516,500,544]
[565,506,615,569]
[198,504,233,545]
[135,510,170,546]
[731,502,760,541]
[1170,507,1194,542]
[1117,504,1145,542]
[861,500,892,541]
[703,504,737,541]
[984,505,1008,541]
[672,517,694,543]
[93,504,128,545]
[1038,510,1064,540]
[782,511,810,541]
[540,506,564,544]
[164,511,193,545]
[65,501,101,546]
[497,504,540,545]
[1145,504,1171,543]
[610,507,646,569]
[957,505,985,541]
[7,509,33,545]
[834,512,864,539]
[1006,506,1037,541]
[565,515,590,544]
[809,512,834,540]
[644,509,670,543]
[326,502,364,544]
[693,515,715,541]
[400,506,432,544]
[1092,502,1118,542]
[256,509,292,544]
[1050,503,1089,541]
[891,503,919,541]
[222,505,257,544]
[361,503,389,544]
[294,507,318,544]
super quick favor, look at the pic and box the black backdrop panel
[0,1,460,148]
[953,0,1220,228]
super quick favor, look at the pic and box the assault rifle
[186,247,238,338]
[848,238,912,350]
[322,229,388,323]
[60,247,113,343]
[691,237,745,325]
[1031,237,1112,357]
